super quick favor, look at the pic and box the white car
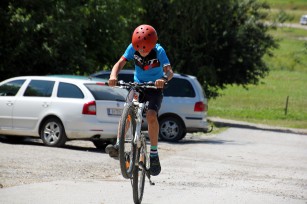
[91,70,209,141]
[300,15,307,25]
[0,76,127,149]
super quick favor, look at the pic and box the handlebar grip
[104,81,121,86]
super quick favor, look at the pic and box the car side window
[24,80,55,97]
[57,82,84,99]
[0,80,26,96]
[163,78,196,97]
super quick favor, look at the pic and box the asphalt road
[0,124,307,204]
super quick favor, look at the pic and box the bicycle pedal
[138,162,155,185]
[149,179,155,186]
[145,170,155,185]
[139,162,145,170]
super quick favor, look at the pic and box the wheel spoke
[44,132,52,142]
[161,121,179,139]
[119,105,136,179]
[43,122,60,144]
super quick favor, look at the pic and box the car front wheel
[159,116,186,142]
[40,118,67,147]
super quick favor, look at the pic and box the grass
[208,71,307,129]
[265,27,307,72]
[208,27,307,129]
[268,8,306,23]
[264,0,307,10]
[262,0,307,23]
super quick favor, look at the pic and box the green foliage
[263,0,307,10]
[1,0,278,99]
[264,0,307,23]
[272,10,295,23]
[264,28,307,72]
[140,0,277,98]
[209,19,307,129]
[209,70,307,129]
[0,0,141,80]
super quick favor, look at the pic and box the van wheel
[40,118,67,147]
[159,117,186,142]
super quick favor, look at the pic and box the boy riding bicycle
[106,24,173,176]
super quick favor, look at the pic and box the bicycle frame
[111,81,157,204]
[124,85,148,166]
[117,81,155,182]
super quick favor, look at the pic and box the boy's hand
[108,77,118,87]
[155,79,167,89]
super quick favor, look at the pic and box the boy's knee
[146,110,157,123]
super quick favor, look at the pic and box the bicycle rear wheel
[132,137,147,204]
[119,104,136,179]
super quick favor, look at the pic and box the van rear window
[163,78,195,97]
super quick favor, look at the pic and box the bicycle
[108,81,157,204]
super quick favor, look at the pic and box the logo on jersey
[134,50,160,70]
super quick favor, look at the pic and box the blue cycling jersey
[122,43,170,83]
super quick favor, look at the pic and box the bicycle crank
[139,162,155,186]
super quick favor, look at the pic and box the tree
[0,0,141,80]
[141,0,277,98]
[1,0,278,98]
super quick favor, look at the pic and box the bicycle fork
[133,103,155,186]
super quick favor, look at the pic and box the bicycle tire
[132,137,147,204]
[119,104,137,179]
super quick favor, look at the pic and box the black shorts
[139,89,163,113]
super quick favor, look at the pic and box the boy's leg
[146,109,161,176]
[147,110,159,146]
[145,87,163,176]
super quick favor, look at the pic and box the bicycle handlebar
[105,80,167,89]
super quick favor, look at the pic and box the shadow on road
[0,136,104,153]
[170,139,233,145]
[158,135,237,146]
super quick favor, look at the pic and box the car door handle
[42,103,49,108]
[6,101,13,106]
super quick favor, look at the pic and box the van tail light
[82,101,96,115]
[194,101,205,112]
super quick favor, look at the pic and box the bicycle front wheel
[132,137,147,204]
[119,104,136,179]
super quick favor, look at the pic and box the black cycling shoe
[105,144,119,158]
[150,156,161,176]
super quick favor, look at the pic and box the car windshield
[85,84,127,101]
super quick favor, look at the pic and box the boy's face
[139,50,150,57]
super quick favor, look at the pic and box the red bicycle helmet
[132,24,158,53]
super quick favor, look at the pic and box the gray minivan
[91,70,209,141]
[300,15,307,25]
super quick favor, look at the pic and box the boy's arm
[163,65,173,82]
[156,65,173,89]
[109,57,127,86]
